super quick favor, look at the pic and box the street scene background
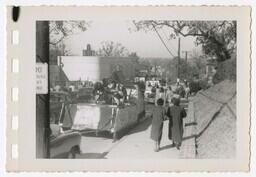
[36,20,236,159]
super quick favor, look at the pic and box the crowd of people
[149,77,213,152]
[148,79,190,107]
[93,78,128,106]
[51,75,191,153]
[50,78,131,106]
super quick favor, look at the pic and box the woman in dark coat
[167,97,187,150]
[150,98,165,152]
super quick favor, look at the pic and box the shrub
[199,79,210,90]
[213,55,236,84]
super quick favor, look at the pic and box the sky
[64,20,202,59]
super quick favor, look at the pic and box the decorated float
[50,57,145,141]
[58,82,145,140]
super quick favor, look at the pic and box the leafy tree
[49,21,90,64]
[189,50,207,78]
[50,42,72,64]
[138,59,152,73]
[49,21,91,45]
[129,52,139,60]
[97,41,129,57]
[132,20,236,62]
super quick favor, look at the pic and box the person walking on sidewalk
[167,97,187,150]
[150,98,165,152]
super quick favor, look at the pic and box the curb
[179,101,197,158]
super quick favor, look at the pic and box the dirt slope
[193,80,236,158]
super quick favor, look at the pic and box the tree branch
[50,35,66,45]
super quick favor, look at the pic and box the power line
[160,28,177,54]
[152,25,175,58]
[177,37,181,79]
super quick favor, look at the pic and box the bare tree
[97,41,129,57]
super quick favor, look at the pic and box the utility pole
[184,51,188,79]
[182,50,190,79]
[185,51,188,64]
[36,21,50,158]
[177,37,181,80]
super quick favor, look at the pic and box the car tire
[67,147,76,159]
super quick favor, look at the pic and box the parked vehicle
[50,124,82,159]
[50,91,70,124]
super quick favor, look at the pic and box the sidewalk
[77,103,192,159]
[106,117,179,159]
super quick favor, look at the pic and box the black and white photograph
[36,19,237,159]
[5,5,251,172]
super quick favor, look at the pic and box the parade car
[144,80,160,104]
[50,124,82,158]
[144,92,156,104]
[76,87,94,102]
